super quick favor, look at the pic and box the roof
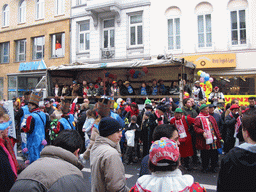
[48,58,196,71]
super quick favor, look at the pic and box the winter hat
[157,105,166,113]
[174,108,183,113]
[199,104,209,111]
[144,99,152,105]
[145,111,151,117]
[131,115,137,122]
[99,117,123,137]
[145,104,153,110]
[0,121,12,131]
[230,104,240,110]
[149,137,179,166]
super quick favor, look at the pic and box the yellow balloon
[197,70,202,76]
[114,102,118,109]
[206,81,211,86]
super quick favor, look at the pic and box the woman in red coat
[170,108,195,170]
[194,104,222,173]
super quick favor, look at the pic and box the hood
[238,143,256,153]
[41,145,83,170]
[94,135,121,154]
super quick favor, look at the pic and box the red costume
[170,116,194,158]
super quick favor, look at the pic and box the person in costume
[208,86,225,106]
[22,91,50,164]
[170,108,195,170]
[53,99,76,134]
[192,81,206,104]
[131,137,206,192]
[194,104,222,173]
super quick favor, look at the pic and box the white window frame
[51,33,65,58]
[35,0,44,20]
[230,9,246,46]
[32,36,45,60]
[16,39,26,62]
[197,14,212,48]
[78,21,90,52]
[167,17,181,50]
[77,0,87,6]
[129,14,143,47]
[103,19,115,49]
[19,0,26,23]
[55,0,65,16]
[0,42,10,63]
[3,4,9,27]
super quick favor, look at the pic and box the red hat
[214,86,219,90]
[149,137,179,166]
[112,81,117,84]
[230,104,240,110]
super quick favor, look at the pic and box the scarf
[175,117,187,138]
[128,86,133,94]
[3,136,19,172]
[141,87,147,95]
[229,112,242,138]
[0,139,17,178]
[155,110,164,125]
[152,86,158,95]
[197,112,214,144]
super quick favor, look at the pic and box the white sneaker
[79,154,86,164]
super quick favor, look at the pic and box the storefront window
[212,76,255,95]
[8,76,17,99]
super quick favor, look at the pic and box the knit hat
[199,104,209,111]
[29,91,43,106]
[144,99,152,105]
[0,121,12,131]
[145,104,153,110]
[131,115,137,122]
[149,137,179,166]
[157,105,166,113]
[174,108,183,113]
[230,104,240,110]
[99,117,123,137]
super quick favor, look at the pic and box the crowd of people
[0,79,256,192]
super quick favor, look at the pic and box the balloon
[114,102,118,109]
[105,72,110,77]
[206,81,211,86]
[209,77,214,83]
[197,70,203,76]
[142,66,148,74]
[184,92,190,97]
[133,74,138,78]
[129,69,135,75]
[204,74,210,81]
[201,72,206,78]
[200,77,204,83]
[141,71,145,76]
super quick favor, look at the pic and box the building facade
[0,0,71,100]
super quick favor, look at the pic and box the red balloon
[129,69,135,75]
[142,67,148,74]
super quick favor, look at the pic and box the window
[51,33,65,57]
[8,76,17,100]
[129,15,143,46]
[3,4,9,27]
[198,14,212,47]
[0,42,9,63]
[16,39,26,62]
[0,78,3,100]
[79,21,90,51]
[32,36,45,60]
[77,0,87,5]
[168,18,180,50]
[56,0,64,15]
[103,19,115,48]
[36,0,44,20]
[231,10,246,45]
[19,0,26,23]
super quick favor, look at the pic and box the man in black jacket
[217,109,256,192]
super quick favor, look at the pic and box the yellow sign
[224,95,256,107]
[183,53,236,69]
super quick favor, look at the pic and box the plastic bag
[125,130,135,147]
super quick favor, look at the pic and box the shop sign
[19,60,47,71]
[224,95,256,106]
[182,53,236,69]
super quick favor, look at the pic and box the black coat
[217,145,256,192]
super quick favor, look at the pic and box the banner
[224,95,256,106]
[3,100,17,156]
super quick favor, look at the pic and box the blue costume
[24,110,46,163]
[56,114,75,133]
[20,105,31,156]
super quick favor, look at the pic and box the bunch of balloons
[129,67,148,79]
[197,70,214,86]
